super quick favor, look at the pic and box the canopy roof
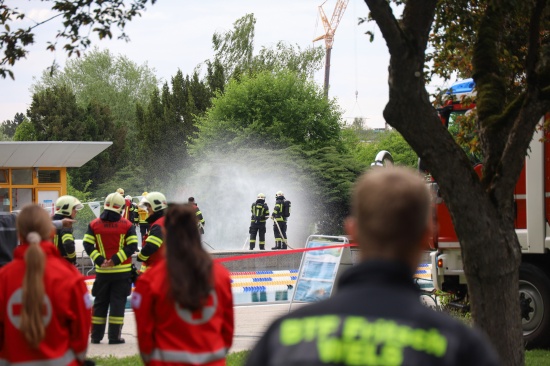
[0,141,112,168]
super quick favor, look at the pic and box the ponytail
[16,205,50,349]
[165,204,213,311]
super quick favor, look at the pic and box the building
[0,141,112,213]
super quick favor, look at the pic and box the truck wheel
[520,263,550,348]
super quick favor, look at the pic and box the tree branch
[401,0,437,56]
[363,0,406,57]
[525,0,546,86]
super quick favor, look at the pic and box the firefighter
[0,205,91,364]
[52,195,83,264]
[122,195,137,222]
[249,193,269,250]
[188,196,205,234]
[84,192,138,345]
[132,204,234,366]
[137,192,150,245]
[245,168,500,366]
[137,191,168,273]
[271,191,289,250]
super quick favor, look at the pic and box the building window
[11,169,33,185]
[0,169,7,183]
[38,170,61,184]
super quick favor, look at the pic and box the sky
[0,0,450,129]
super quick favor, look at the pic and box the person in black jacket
[245,167,500,366]
[249,193,269,250]
[52,195,83,264]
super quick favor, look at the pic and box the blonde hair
[16,204,51,348]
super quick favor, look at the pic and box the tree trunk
[363,1,525,363]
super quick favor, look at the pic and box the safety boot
[91,323,106,344]
[271,242,281,250]
[108,324,125,344]
[249,243,255,250]
[281,243,287,250]
[259,244,265,250]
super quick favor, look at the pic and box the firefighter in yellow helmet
[52,195,83,264]
[249,193,269,250]
[116,188,125,196]
[83,192,138,344]
[137,192,150,245]
[137,191,168,272]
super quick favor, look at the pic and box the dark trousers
[249,223,266,250]
[273,221,287,249]
[91,273,131,341]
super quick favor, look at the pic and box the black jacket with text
[245,260,500,366]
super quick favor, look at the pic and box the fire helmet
[276,191,284,197]
[104,193,125,213]
[55,196,83,216]
[140,191,167,212]
[116,188,125,195]
[257,193,266,200]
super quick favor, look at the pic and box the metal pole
[324,47,332,98]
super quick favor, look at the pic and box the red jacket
[0,241,92,365]
[132,260,234,366]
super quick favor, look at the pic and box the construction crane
[313,0,349,98]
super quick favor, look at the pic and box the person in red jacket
[132,203,234,366]
[137,191,168,273]
[0,204,92,365]
[84,192,138,345]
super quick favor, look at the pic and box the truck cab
[429,79,550,347]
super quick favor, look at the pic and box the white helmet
[104,193,125,213]
[276,191,284,197]
[125,195,132,201]
[55,195,83,216]
[140,191,167,212]
[257,193,266,200]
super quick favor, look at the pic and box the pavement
[87,302,306,358]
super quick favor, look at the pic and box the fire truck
[429,79,550,347]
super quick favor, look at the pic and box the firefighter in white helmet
[52,195,83,264]
[249,193,269,250]
[137,191,168,272]
[83,192,138,344]
[271,191,290,250]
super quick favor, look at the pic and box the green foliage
[212,14,256,80]
[0,0,156,79]
[26,85,122,191]
[94,166,148,199]
[13,120,37,141]
[191,70,342,155]
[90,351,250,366]
[31,48,158,166]
[0,112,24,139]
[227,351,250,366]
[212,14,324,81]
[347,129,418,168]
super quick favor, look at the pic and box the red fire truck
[429,79,550,347]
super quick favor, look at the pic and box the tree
[363,0,550,364]
[211,14,324,81]
[191,70,342,155]
[25,85,120,190]
[0,0,156,79]
[347,129,417,168]
[0,112,24,139]
[31,48,158,166]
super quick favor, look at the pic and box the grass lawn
[91,350,251,366]
[92,349,550,365]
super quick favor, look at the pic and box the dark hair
[188,197,195,203]
[164,203,212,311]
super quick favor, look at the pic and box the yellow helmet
[257,193,266,200]
[116,188,125,195]
[55,195,83,216]
[142,191,148,196]
[140,191,167,212]
[104,193,125,213]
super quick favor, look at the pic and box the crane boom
[313,0,349,97]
